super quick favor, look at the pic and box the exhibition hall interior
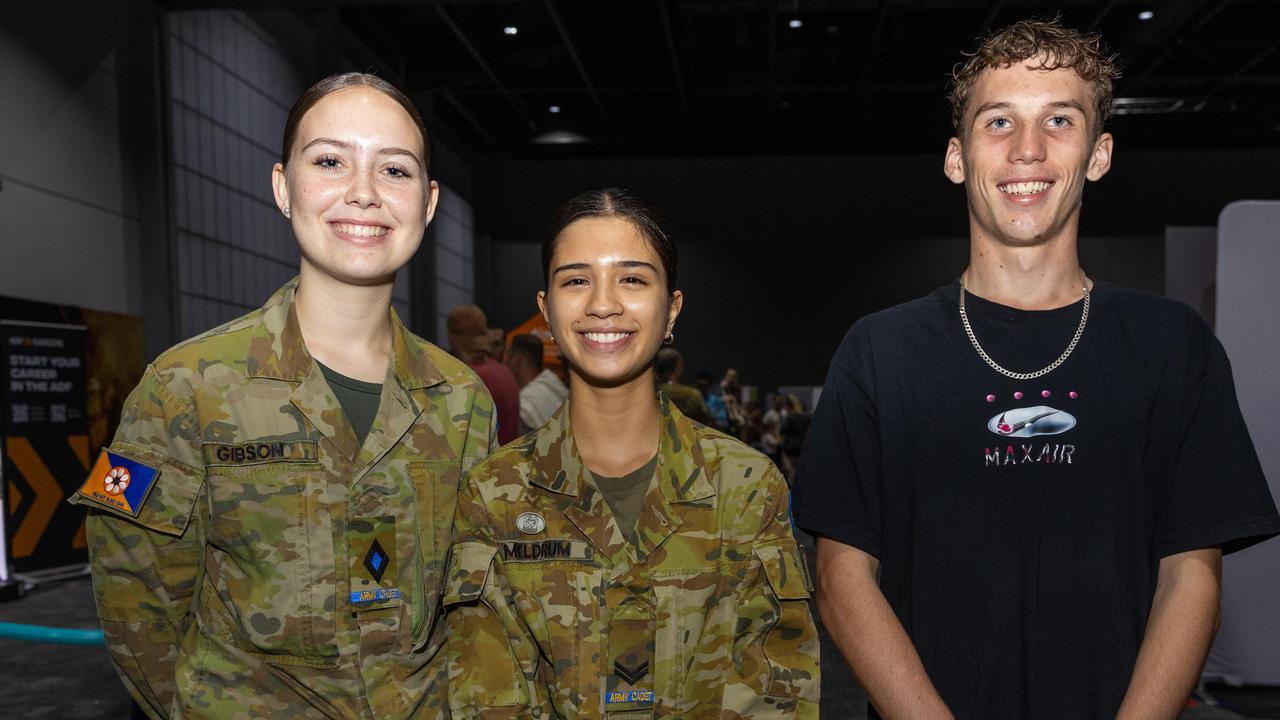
[1,0,1278,717]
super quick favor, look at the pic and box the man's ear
[1086,132,1113,182]
[944,137,966,185]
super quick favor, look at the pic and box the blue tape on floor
[0,621,104,645]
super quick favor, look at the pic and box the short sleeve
[791,328,884,558]
[1160,335,1280,556]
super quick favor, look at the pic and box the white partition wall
[432,185,475,344]
[1208,201,1280,684]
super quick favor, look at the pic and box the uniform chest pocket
[651,564,745,712]
[506,558,602,711]
[204,462,337,662]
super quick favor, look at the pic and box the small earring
[663,331,674,345]
[549,334,557,344]
[283,206,290,218]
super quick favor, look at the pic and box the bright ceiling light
[1138,10,1154,20]
[549,105,561,114]
[788,18,802,29]
[503,26,519,35]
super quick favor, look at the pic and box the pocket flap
[754,541,813,600]
[69,443,202,536]
[442,541,498,606]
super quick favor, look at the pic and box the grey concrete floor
[0,574,134,719]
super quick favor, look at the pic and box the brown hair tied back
[949,18,1121,137]
[542,188,678,293]
[280,72,431,172]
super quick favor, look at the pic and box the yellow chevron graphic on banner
[68,435,89,470]
[6,437,62,558]
[7,480,21,516]
[69,434,90,549]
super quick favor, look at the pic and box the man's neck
[964,233,1087,311]
[294,264,394,383]
[513,364,539,388]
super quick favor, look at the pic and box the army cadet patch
[498,539,593,563]
[76,450,160,518]
[202,440,317,466]
[604,689,654,706]
[351,587,401,604]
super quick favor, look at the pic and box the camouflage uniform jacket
[69,278,496,720]
[445,396,820,719]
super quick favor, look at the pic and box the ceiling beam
[1193,38,1280,111]
[655,0,691,126]
[544,0,608,124]
[1085,0,1120,31]
[433,4,535,131]
[852,0,893,112]
[977,0,1006,36]
[437,88,496,144]
[1131,0,1227,81]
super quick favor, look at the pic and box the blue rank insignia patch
[77,450,160,517]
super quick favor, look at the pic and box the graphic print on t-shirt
[987,406,1076,438]
[982,390,1080,467]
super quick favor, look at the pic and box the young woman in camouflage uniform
[71,74,495,719]
[444,189,820,718]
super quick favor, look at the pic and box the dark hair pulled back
[542,188,677,292]
[280,72,430,172]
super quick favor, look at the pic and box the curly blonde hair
[949,18,1120,136]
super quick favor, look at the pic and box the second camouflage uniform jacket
[71,278,496,720]
[445,396,820,719]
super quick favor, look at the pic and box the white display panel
[1208,201,1280,684]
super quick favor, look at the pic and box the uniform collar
[244,277,445,465]
[246,276,446,389]
[528,391,716,504]
[527,392,716,570]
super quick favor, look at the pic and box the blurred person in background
[507,331,568,434]
[779,395,810,482]
[654,346,713,425]
[448,303,520,444]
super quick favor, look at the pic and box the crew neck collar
[940,278,1108,330]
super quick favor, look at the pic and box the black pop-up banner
[1,300,90,576]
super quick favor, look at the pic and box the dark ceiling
[189,1,1280,155]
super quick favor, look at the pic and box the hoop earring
[663,332,674,345]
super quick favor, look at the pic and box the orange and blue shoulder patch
[77,450,160,517]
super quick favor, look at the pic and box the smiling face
[944,58,1113,249]
[272,87,439,286]
[537,216,683,389]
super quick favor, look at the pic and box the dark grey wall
[483,149,1280,391]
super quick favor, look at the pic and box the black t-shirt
[316,361,383,446]
[793,280,1280,720]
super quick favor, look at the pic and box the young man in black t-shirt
[792,19,1280,720]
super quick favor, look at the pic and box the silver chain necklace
[958,271,1090,380]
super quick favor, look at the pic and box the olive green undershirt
[316,361,383,446]
[590,454,659,543]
